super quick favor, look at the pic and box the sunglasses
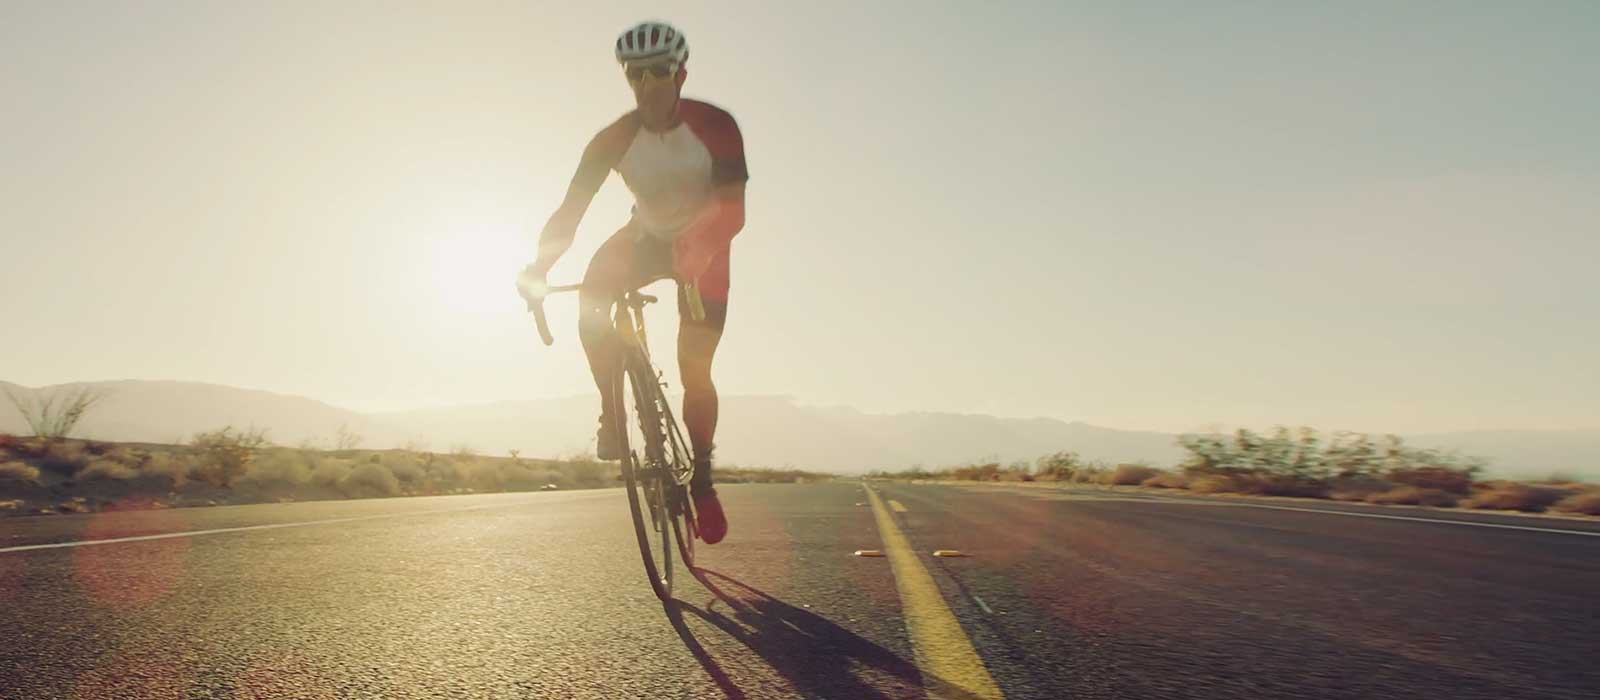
[624,62,679,83]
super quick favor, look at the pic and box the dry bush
[1327,476,1391,499]
[1364,486,1459,508]
[310,457,354,489]
[1551,491,1600,516]
[1033,451,1082,481]
[101,446,140,465]
[76,459,140,481]
[1385,466,1475,495]
[3,385,106,438]
[382,452,426,484]
[1256,476,1331,498]
[494,461,545,491]
[1189,475,1242,494]
[39,440,91,475]
[244,450,314,487]
[1068,467,1108,484]
[951,462,1003,481]
[1104,464,1163,486]
[0,461,41,483]
[142,452,191,487]
[1180,472,1328,497]
[1465,484,1572,513]
[1141,472,1189,489]
[424,456,467,484]
[566,458,612,488]
[10,436,50,458]
[339,462,399,498]
[191,427,269,487]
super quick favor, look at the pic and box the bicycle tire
[618,350,674,600]
[657,401,697,567]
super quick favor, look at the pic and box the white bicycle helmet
[614,21,689,66]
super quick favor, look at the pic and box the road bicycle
[529,281,701,600]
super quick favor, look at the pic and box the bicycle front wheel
[617,351,674,600]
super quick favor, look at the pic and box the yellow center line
[889,499,909,513]
[864,485,1004,699]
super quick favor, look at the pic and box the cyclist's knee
[680,360,715,394]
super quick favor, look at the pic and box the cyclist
[517,21,746,545]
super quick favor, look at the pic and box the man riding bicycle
[517,21,746,545]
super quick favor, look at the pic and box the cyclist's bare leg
[579,228,646,458]
[677,292,726,489]
[578,288,622,410]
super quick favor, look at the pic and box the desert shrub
[1385,466,1475,495]
[1327,475,1391,499]
[465,458,506,491]
[339,462,399,498]
[489,461,535,490]
[1188,475,1242,494]
[39,440,91,476]
[567,458,612,488]
[310,457,354,489]
[383,452,426,484]
[424,455,467,484]
[1105,464,1162,486]
[142,452,191,487]
[1255,475,1330,498]
[3,385,106,438]
[1142,472,1188,489]
[1034,451,1082,481]
[1551,491,1600,516]
[243,450,314,487]
[951,462,1003,481]
[0,461,41,483]
[76,459,140,481]
[1364,486,1459,508]
[1465,484,1571,513]
[191,427,270,487]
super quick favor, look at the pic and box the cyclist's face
[627,61,685,123]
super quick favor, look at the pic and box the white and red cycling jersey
[583,99,747,304]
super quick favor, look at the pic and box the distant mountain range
[2,379,1595,479]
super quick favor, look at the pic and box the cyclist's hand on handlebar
[517,264,557,346]
[515,264,549,310]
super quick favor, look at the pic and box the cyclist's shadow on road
[665,567,985,700]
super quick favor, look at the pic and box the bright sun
[429,228,526,316]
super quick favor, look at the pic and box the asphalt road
[2,482,1596,699]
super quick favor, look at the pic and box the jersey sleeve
[681,100,749,186]
[585,112,640,175]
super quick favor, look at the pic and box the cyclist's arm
[679,106,749,251]
[532,117,634,276]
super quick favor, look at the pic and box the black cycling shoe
[595,417,623,461]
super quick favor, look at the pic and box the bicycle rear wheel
[617,351,674,600]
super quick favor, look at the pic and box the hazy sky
[3,1,1597,435]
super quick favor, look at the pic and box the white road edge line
[0,493,609,554]
[1227,501,1600,537]
[980,483,1600,537]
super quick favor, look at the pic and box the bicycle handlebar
[528,281,704,346]
[526,283,580,346]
